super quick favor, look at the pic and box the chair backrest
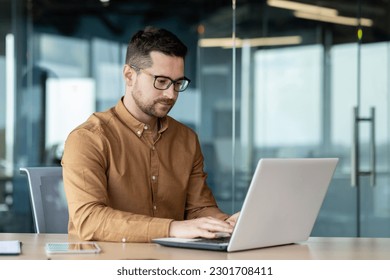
[20,167,68,233]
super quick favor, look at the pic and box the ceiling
[1,0,390,47]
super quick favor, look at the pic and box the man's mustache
[155,98,174,105]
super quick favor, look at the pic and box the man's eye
[156,78,170,85]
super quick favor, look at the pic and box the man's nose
[163,84,177,99]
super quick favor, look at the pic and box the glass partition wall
[232,0,390,237]
[0,0,13,231]
[2,0,390,236]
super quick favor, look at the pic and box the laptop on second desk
[153,158,338,252]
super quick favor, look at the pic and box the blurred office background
[1,0,390,237]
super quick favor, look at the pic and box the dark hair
[125,26,188,68]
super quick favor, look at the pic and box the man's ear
[123,65,134,86]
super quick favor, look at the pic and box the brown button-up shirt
[62,98,228,242]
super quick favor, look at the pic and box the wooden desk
[0,233,389,260]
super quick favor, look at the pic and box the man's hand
[225,212,240,227]
[169,217,234,239]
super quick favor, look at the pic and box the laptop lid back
[227,158,338,252]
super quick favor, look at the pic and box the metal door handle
[370,107,376,186]
[351,107,376,187]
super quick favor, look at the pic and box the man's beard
[132,90,175,118]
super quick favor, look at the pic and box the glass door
[358,42,390,237]
[234,0,390,237]
[324,2,390,237]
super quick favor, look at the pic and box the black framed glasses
[130,64,191,92]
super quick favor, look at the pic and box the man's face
[130,51,185,119]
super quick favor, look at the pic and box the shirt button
[144,125,149,130]
[153,205,157,210]
[152,146,155,151]
[121,238,126,243]
[152,175,156,181]
[137,130,141,135]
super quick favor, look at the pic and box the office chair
[20,167,68,233]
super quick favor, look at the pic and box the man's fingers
[169,217,234,239]
[197,217,233,233]
[226,212,240,226]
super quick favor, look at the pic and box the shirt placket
[150,144,159,215]
[141,125,160,216]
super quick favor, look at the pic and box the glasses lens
[174,79,189,92]
[153,76,190,92]
[154,77,172,90]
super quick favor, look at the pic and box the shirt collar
[114,97,169,138]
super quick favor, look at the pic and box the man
[62,27,238,243]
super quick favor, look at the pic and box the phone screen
[46,242,101,254]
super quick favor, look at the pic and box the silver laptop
[153,158,338,252]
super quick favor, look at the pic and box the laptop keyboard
[193,236,231,244]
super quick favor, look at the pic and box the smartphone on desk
[45,242,101,254]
